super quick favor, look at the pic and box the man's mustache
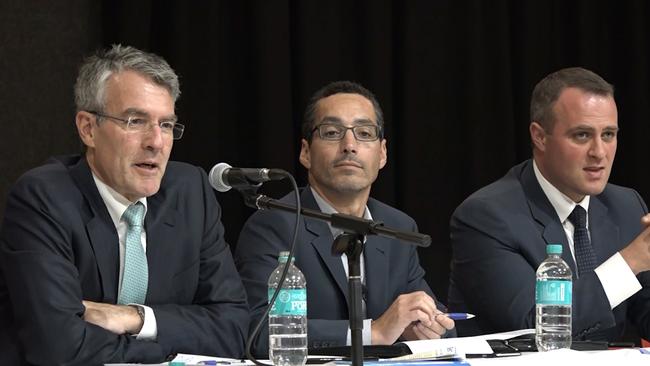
[332,154,364,167]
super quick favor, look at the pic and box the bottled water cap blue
[546,244,563,255]
[278,251,293,263]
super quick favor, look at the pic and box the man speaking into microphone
[234,81,455,357]
[0,45,249,365]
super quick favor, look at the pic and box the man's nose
[588,136,606,159]
[142,123,165,150]
[341,129,358,153]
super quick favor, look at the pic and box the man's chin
[133,183,162,199]
[581,182,608,197]
[330,179,371,194]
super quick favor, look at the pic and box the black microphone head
[209,162,232,192]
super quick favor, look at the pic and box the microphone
[209,162,286,192]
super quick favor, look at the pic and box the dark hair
[74,44,180,113]
[530,67,614,131]
[302,81,384,141]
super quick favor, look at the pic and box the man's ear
[379,139,387,170]
[76,111,96,148]
[530,122,547,152]
[299,139,311,170]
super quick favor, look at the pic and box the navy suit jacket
[234,187,444,357]
[448,159,650,340]
[0,155,249,365]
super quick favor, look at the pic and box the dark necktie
[568,205,597,276]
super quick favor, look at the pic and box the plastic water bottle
[268,251,307,366]
[535,244,573,351]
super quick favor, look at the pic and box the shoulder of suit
[161,161,207,185]
[164,160,203,174]
[599,182,646,207]
[366,196,416,228]
[453,162,530,217]
[12,155,79,193]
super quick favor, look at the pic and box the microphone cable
[245,172,301,366]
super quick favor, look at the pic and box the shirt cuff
[594,252,642,309]
[133,304,158,340]
[346,319,373,345]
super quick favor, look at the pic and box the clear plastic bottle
[535,244,573,351]
[268,251,307,366]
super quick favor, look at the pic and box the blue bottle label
[536,279,572,305]
[268,288,307,316]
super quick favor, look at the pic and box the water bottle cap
[278,251,293,263]
[546,244,563,255]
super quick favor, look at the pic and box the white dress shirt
[92,174,158,340]
[533,161,641,308]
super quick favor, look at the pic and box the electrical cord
[245,172,302,366]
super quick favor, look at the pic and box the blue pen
[443,312,475,320]
[197,361,232,365]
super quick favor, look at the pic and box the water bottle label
[268,288,307,316]
[536,279,572,305]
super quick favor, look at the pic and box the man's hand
[370,291,455,345]
[620,214,650,275]
[401,313,455,341]
[82,300,143,335]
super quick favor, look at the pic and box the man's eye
[602,131,617,141]
[356,129,373,138]
[323,130,340,137]
[574,132,590,140]
[159,122,175,131]
[128,118,147,126]
[321,126,343,138]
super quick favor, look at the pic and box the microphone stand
[241,192,430,366]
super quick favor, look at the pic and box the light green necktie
[117,202,148,305]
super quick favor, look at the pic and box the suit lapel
[69,157,120,301]
[519,160,577,274]
[143,188,179,303]
[363,226,389,320]
[303,189,350,304]
[588,197,619,263]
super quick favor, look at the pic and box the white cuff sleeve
[346,319,373,345]
[134,305,158,340]
[594,252,642,309]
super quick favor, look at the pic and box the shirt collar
[310,186,372,237]
[533,159,589,223]
[92,173,148,228]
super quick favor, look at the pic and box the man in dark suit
[0,45,249,365]
[235,81,455,357]
[448,67,650,341]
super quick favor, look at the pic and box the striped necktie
[117,202,148,304]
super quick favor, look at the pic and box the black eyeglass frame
[310,123,384,142]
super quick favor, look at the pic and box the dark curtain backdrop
[2,0,650,303]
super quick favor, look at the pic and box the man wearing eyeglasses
[235,81,454,357]
[0,45,248,365]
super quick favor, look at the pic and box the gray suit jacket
[0,155,249,365]
[448,159,650,341]
[235,187,444,356]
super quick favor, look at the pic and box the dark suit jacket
[0,155,249,365]
[234,187,444,357]
[448,159,650,341]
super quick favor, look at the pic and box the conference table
[107,329,650,366]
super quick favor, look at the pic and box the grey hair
[74,44,180,112]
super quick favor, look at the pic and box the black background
[2,0,650,303]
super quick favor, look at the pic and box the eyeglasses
[311,123,382,142]
[88,111,185,140]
